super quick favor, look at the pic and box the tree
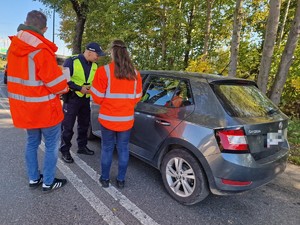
[202,0,214,59]
[37,0,91,54]
[277,0,291,45]
[68,0,90,54]
[269,0,300,105]
[228,0,243,77]
[257,0,281,94]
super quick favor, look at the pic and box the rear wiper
[267,108,279,115]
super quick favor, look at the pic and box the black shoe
[116,179,125,189]
[99,176,109,188]
[61,152,74,163]
[43,178,67,192]
[77,146,94,155]
[29,174,43,189]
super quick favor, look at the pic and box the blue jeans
[25,123,61,185]
[100,125,131,181]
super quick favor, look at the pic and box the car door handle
[155,119,170,126]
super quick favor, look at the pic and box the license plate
[266,130,284,148]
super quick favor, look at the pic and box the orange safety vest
[90,62,142,131]
[7,30,69,129]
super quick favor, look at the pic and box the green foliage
[186,55,213,73]
[37,0,300,115]
[276,42,300,117]
[288,118,300,165]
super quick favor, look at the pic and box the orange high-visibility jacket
[90,62,142,131]
[7,30,69,129]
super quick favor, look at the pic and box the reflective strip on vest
[90,86,105,98]
[46,74,67,87]
[8,92,56,102]
[98,113,134,122]
[7,50,58,103]
[104,65,138,99]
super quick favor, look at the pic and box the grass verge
[288,118,300,166]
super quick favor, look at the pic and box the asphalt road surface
[0,72,299,225]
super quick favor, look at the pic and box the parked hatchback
[89,70,289,205]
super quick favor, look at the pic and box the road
[0,72,299,225]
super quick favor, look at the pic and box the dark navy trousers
[60,94,90,154]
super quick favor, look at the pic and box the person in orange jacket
[6,10,69,192]
[90,40,142,188]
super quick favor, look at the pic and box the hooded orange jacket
[90,62,142,131]
[7,30,69,129]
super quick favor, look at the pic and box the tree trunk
[270,0,300,105]
[70,0,89,55]
[203,0,214,59]
[184,4,195,69]
[257,0,281,94]
[161,5,167,69]
[228,0,243,77]
[72,16,86,54]
[277,0,291,46]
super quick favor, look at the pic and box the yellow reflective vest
[71,57,97,97]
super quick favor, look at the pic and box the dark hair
[26,10,47,30]
[111,40,136,80]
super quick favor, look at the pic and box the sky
[0,0,71,56]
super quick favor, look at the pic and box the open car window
[141,75,193,107]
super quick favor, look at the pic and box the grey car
[89,70,289,205]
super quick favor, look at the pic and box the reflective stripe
[105,93,137,99]
[8,49,66,100]
[7,76,43,86]
[28,50,41,80]
[90,86,105,98]
[103,65,139,99]
[7,72,66,88]
[17,31,43,48]
[98,113,134,122]
[46,74,67,87]
[8,92,56,102]
[104,65,111,93]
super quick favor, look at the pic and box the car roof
[140,70,257,86]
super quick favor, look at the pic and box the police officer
[60,42,106,163]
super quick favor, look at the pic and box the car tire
[161,148,209,205]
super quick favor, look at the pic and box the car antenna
[218,60,231,76]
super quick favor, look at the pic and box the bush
[288,118,300,165]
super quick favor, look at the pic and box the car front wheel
[161,149,209,205]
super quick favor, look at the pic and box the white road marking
[0,89,160,225]
[40,143,125,225]
[72,153,160,225]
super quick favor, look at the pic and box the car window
[141,76,193,107]
[214,84,280,117]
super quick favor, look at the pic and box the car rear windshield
[213,83,280,117]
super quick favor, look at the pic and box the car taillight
[215,128,249,153]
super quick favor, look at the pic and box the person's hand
[80,86,90,94]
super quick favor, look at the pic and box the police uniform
[60,54,97,162]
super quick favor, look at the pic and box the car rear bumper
[206,149,289,195]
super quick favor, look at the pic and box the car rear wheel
[161,149,209,205]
